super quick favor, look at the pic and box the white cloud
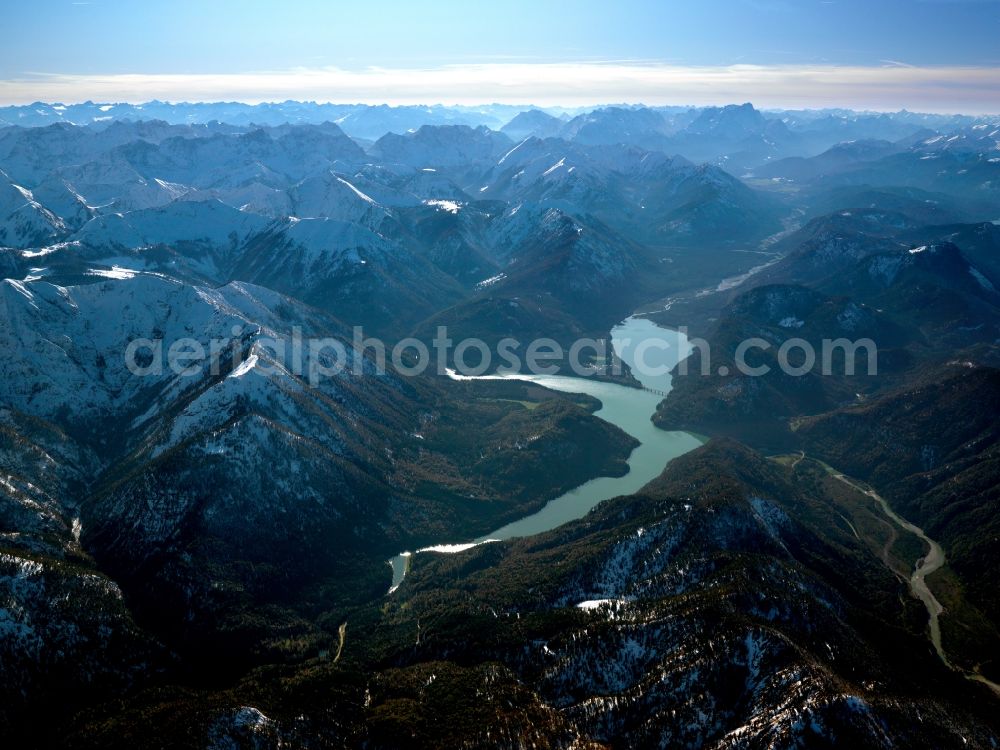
[1,62,999,113]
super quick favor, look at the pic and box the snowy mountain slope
[483,204,639,290]
[371,124,514,169]
[661,103,802,168]
[132,125,366,187]
[754,133,1000,221]
[410,203,658,341]
[0,272,430,602]
[819,242,1000,345]
[543,103,805,169]
[500,109,566,140]
[38,197,468,335]
[0,119,201,185]
[754,138,905,182]
[329,102,523,139]
[183,179,293,217]
[49,151,192,214]
[27,175,96,230]
[81,312,416,626]
[478,138,783,244]
[0,169,65,248]
[3,120,785,321]
[0,272,370,442]
[233,216,467,331]
[337,163,475,209]
[0,123,367,220]
[72,197,271,252]
[288,169,393,224]
[559,105,673,150]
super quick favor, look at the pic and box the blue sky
[3,0,1000,110]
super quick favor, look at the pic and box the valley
[777,453,1000,697]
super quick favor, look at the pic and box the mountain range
[2,101,999,746]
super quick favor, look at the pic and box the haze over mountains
[2,99,1000,747]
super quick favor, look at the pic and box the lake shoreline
[387,316,703,594]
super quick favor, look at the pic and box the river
[387,317,703,593]
[829,469,1000,697]
[830,472,949,662]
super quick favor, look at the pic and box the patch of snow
[476,272,506,289]
[12,184,34,202]
[153,177,189,199]
[424,199,460,214]
[228,352,259,379]
[542,157,566,176]
[87,266,137,280]
[418,540,498,554]
[335,176,376,204]
[21,241,79,259]
[4,279,37,305]
[497,138,529,166]
[576,599,625,611]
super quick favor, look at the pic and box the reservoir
[388,316,702,592]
